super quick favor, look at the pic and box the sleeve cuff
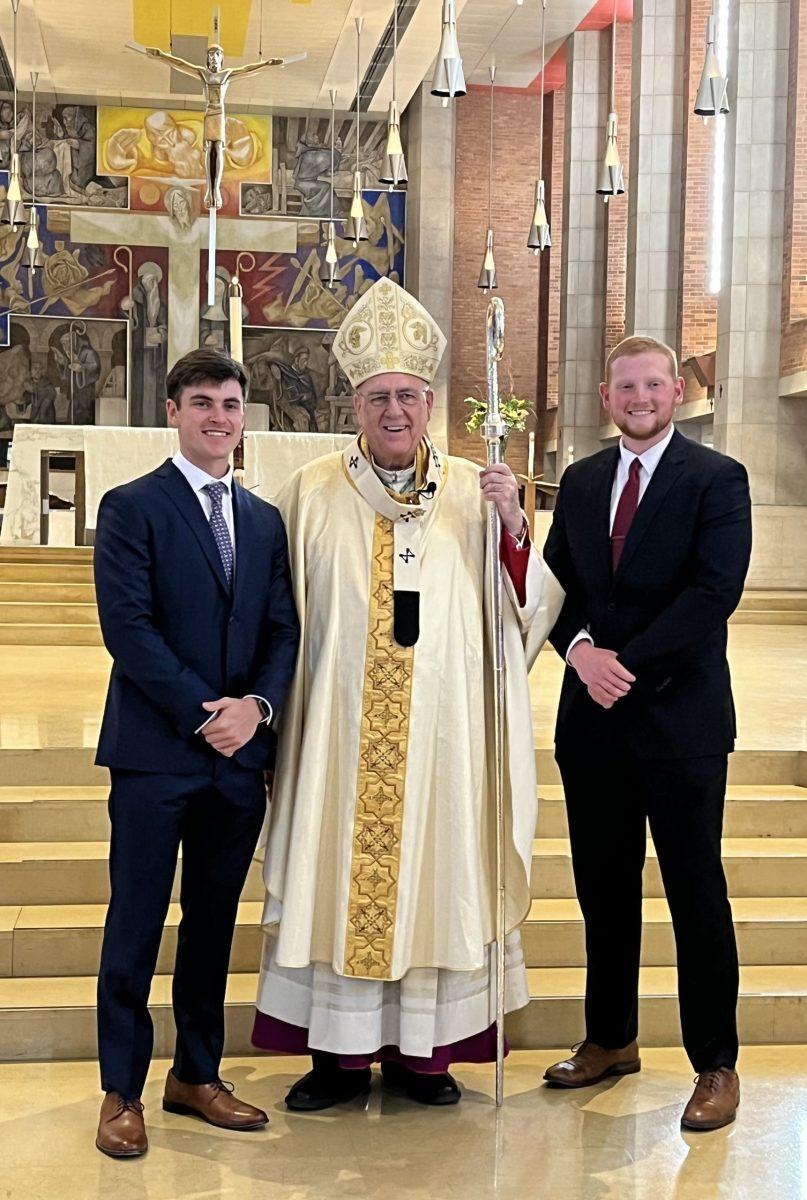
[245,694,274,725]
[565,629,593,665]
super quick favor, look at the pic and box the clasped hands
[567,641,636,710]
[200,697,262,757]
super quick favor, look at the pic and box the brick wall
[602,21,632,362]
[781,0,807,378]
[677,0,718,369]
[449,87,541,472]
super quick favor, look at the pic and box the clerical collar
[372,459,417,495]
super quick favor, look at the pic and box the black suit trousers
[97,765,266,1099]
[557,747,739,1072]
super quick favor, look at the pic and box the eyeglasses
[358,388,428,409]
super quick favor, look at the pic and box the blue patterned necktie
[203,481,233,585]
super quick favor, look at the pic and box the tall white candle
[528,430,535,479]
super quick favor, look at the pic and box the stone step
[0,744,801,788]
[0,602,99,625]
[0,624,104,646]
[0,547,93,563]
[3,895,806,979]
[732,610,807,626]
[521,897,807,967]
[4,783,806,843]
[529,838,807,899]
[2,837,806,906]
[736,590,807,612]
[532,785,807,839]
[2,965,805,1060]
[0,581,96,604]
[0,749,109,788]
[0,563,94,584]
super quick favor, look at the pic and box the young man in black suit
[542,335,752,1130]
[93,349,299,1156]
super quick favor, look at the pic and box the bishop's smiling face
[166,378,245,478]
[600,351,684,450]
[354,371,434,471]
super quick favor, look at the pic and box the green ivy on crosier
[464,392,529,437]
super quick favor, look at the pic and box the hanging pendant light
[320,89,343,290]
[527,0,551,252]
[431,0,466,105]
[477,64,497,292]
[596,0,625,202]
[1,0,26,230]
[22,71,44,297]
[694,15,729,118]
[380,2,408,188]
[344,18,369,246]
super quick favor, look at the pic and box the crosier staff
[481,296,507,1108]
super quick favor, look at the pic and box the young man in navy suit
[542,336,752,1131]
[93,349,299,1156]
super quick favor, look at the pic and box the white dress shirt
[171,452,273,732]
[567,424,676,660]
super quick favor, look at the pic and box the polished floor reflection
[0,1047,804,1199]
[2,624,806,751]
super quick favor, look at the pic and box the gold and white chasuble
[257,438,564,1051]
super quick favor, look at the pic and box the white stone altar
[1,425,353,546]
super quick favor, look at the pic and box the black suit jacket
[94,460,300,774]
[543,430,752,760]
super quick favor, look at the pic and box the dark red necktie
[611,456,642,571]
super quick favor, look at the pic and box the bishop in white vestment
[253,279,564,1108]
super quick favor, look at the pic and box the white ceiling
[0,0,591,113]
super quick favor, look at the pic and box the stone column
[625,0,686,344]
[403,83,456,449]
[715,0,807,586]
[558,31,609,469]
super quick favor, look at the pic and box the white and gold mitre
[333,278,447,389]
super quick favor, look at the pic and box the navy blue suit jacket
[543,430,752,760]
[94,459,300,774]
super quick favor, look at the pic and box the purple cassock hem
[251,1011,510,1073]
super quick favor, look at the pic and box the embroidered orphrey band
[343,514,414,979]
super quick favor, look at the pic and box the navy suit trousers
[97,765,266,1098]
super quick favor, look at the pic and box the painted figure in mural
[131,262,168,427]
[22,362,57,424]
[241,184,274,215]
[247,343,321,432]
[127,41,296,209]
[58,105,97,191]
[164,186,196,233]
[50,325,101,425]
[0,101,20,168]
[292,130,340,218]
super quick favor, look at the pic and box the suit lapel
[587,448,619,593]
[614,430,688,579]
[231,482,255,608]
[156,461,231,596]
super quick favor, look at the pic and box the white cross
[68,208,298,367]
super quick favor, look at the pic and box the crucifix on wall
[126,8,305,303]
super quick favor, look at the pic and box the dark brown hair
[166,348,248,405]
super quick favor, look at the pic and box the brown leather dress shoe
[681,1068,740,1131]
[96,1092,147,1157]
[162,1069,268,1130]
[544,1040,641,1088]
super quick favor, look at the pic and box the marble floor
[1,624,806,752]
[0,1048,804,1200]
